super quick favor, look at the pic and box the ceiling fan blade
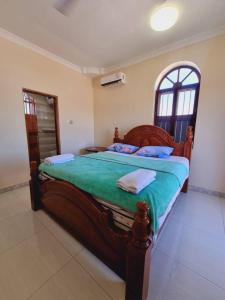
[54,0,76,15]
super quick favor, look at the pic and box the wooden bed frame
[30,125,193,300]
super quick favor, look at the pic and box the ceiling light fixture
[150,6,179,31]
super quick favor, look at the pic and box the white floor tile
[150,247,225,300]
[0,230,71,300]
[0,211,44,255]
[163,262,225,300]
[220,198,225,234]
[0,186,225,300]
[35,210,83,256]
[35,210,56,228]
[0,186,30,202]
[76,248,125,300]
[0,187,30,221]
[171,191,225,239]
[149,249,175,300]
[29,259,111,300]
[11,186,30,199]
[156,217,225,290]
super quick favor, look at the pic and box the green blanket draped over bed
[39,152,189,232]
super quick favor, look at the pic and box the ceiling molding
[103,26,225,75]
[0,25,225,78]
[0,27,83,73]
[0,27,104,77]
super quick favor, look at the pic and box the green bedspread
[39,152,189,232]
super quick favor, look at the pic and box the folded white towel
[117,169,156,194]
[44,154,74,165]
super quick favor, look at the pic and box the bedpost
[114,127,120,142]
[182,126,193,193]
[126,202,153,300]
[29,161,41,210]
[114,127,124,143]
[183,126,193,160]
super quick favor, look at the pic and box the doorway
[23,89,60,165]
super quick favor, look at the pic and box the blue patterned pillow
[107,143,139,154]
[135,146,174,158]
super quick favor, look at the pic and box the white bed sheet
[106,150,189,170]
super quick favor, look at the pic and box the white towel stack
[117,169,156,194]
[44,154,75,165]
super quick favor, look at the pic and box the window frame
[154,65,201,141]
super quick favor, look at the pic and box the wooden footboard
[30,162,153,300]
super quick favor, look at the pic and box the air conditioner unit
[100,72,126,87]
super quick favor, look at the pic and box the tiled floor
[0,187,225,300]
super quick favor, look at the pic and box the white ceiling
[0,0,225,73]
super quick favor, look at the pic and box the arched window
[154,65,201,142]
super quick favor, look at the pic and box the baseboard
[189,185,225,199]
[0,181,29,195]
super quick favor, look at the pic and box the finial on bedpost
[184,126,193,157]
[182,126,193,193]
[132,202,151,247]
[115,127,119,139]
[114,127,120,143]
[186,126,193,143]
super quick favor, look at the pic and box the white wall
[0,37,94,189]
[93,34,225,193]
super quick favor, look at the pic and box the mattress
[95,176,186,233]
[39,152,189,234]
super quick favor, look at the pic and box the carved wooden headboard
[114,125,193,161]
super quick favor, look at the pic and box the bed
[29,125,193,300]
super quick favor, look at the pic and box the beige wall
[93,34,225,193]
[0,37,94,189]
[1,33,224,194]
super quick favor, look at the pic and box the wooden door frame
[23,88,61,156]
